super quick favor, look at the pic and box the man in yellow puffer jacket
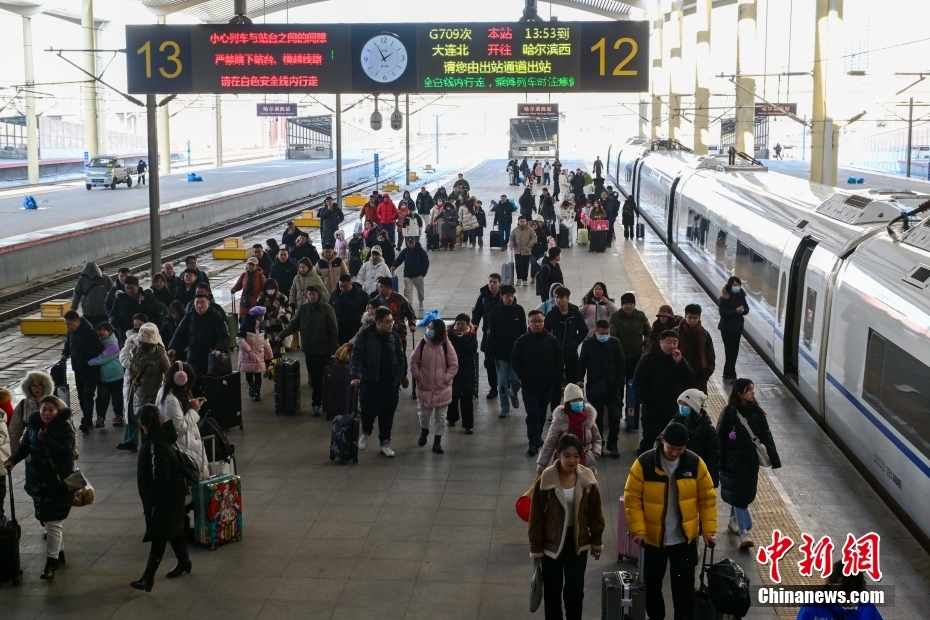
[624,422,717,620]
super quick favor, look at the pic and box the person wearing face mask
[536,383,602,475]
[632,331,694,455]
[663,389,720,488]
[230,258,266,321]
[10,369,54,449]
[411,319,459,454]
[577,320,625,460]
[260,279,291,357]
[355,246,392,295]
[447,314,479,433]
[718,276,749,382]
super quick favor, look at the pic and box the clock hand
[375,46,387,61]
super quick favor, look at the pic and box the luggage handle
[699,542,715,590]
[636,540,645,585]
[4,466,14,524]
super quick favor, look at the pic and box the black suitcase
[590,230,610,253]
[49,360,67,387]
[636,221,645,239]
[489,228,502,248]
[274,358,301,416]
[323,363,357,421]
[427,232,440,251]
[201,373,243,430]
[0,471,23,587]
[330,411,360,464]
[557,227,570,248]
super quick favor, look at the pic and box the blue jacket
[392,243,430,279]
[87,332,124,383]
[796,602,883,620]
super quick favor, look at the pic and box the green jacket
[609,308,652,361]
[279,284,338,356]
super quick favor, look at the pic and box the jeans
[0,474,6,518]
[304,353,330,407]
[380,224,396,244]
[123,393,140,446]
[95,378,125,419]
[73,367,98,427]
[643,540,698,620]
[523,387,552,448]
[590,391,622,447]
[360,380,400,444]
[541,528,587,620]
[495,359,522,416]
[46,520,64,559]
[404,276,425,303]
[515,254,531,281]
[531,254,543,278]
[137,173,146,185]
[730,505,753,534]
[543,172,551,185]
[499,223,512,246]
[549,355,579,413]
[721,331,742,379]
[448,395,474,429]
[418,404,448,436]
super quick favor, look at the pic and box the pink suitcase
[617,496,641,562]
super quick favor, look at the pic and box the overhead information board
[518,103,558,116]
[126,21,648,94]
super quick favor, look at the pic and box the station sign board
[518,103,558,116]
[257,102,298,116]
[755,103,797,117]
[125,21,648,94]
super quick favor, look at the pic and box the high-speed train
[612,138,930,545]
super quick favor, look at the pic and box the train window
[736,241,752,282]
[802,287,817,349]
[725,232,737,272]
[749,250,765,298]
[777,271,787,324]
[763,259,779,309]
[698,216,710,248]
[863,330,930,459]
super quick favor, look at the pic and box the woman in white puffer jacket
[155,361,209,479]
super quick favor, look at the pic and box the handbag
[333,342,352,365]
[735,412,772,468]
[208,350,233,376]
[515,474,540,522]
[530,560,544,612]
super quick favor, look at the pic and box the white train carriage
[614,138,930,543]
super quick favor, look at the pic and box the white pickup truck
[84,155,137,190]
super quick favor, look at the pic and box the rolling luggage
[201,414,237,477]
[577,227,589,245]
[274,357,301,416]
[602,546,645,620]
[500,256,515,286]
[225,295,239,349]
[48,361,71,409]
[201,373,243,430]
[427,231,441,250]
[489,226,502,248]
[636,221,645,239]
[193,474,243,551]
[557,226,570,248]
[392,275,400,293]
[702,546,752,618]
[0,470,22,587]
[617,496,640,562]
[590,230,610,253]
[330,410,360,464]
[323,362,357,421]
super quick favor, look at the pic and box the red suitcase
[617,496,641,562]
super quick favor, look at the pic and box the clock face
[361,33,408,83]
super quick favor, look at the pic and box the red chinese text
[487,44,513,57]
[798,534,834,579]
[282,53,323,66]
[215,54,276,66]
[209,32,328,45]
[842,532,882,581]
[487,27,513,40]
[756,529,795,583]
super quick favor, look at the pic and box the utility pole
[435,115,439,165]
[906,97,914,177]
[336,92,343,208]
[146,94,161,273]
[405,93,410,184]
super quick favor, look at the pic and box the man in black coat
[269,249,298,297]
[511,310,563,455]
[570,169,586,199]
[471,274,502,398]
[251,245,273,276]
[330,274,370,345]
[392,237,430,311]
[487,285,526,419]
[536,248,564,302]
[632,330,694,455]
[281,221,303,253]
[109,276,163,342]
[61,311,104,433]
[543,286,589,413]
[416,187,434,215]
[318,196,345,246]
[167,294,230,380]
[492,195,515,247]
[291,232,321,266]
[578,319,625,459]
[103,267,131,319]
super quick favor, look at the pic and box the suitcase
[193,474,243,551]
[225,295,239,350]
[0,471,23,587]
[54,384,71,410]
[636,221,645,239]
[590,230,610,253]
[500,259,515,285]
[557,227,570,249]
[330,411,360,464]
[602,549,645,620]
[577,227,589,245]
[427,232,441,251]
[349,256,362,277]
[201,373,243,430]
[489,228,502,248]
[323,362,357,421]
[617,496,640,562]
[201,414,237,476]
[274,358,301,416]
[49,360,67,387]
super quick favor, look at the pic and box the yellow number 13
[137,40,183,79]
[590,37,638,76]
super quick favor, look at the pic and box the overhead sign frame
[518,103,558,116]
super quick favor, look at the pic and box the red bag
[515,474,541,522]
[590,219,610,232]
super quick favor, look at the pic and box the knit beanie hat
[662,422,690,447]
[678,389,707,413]
[563,383,585,403]
[620,292,636,305]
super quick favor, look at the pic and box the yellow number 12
[137,40,183,79]
[590,37,638,76]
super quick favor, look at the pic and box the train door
[666,176,682,243]
[632,158,644,206]
[783,236,819,385]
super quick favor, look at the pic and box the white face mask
[266,290,275,296]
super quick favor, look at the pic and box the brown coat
[528,463,605,559]
[231,268,266,320]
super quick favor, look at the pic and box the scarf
[243,270,258,306]
[130,343,160,379]
[564,407,588,466]
[677,319,708,369]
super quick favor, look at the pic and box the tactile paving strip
[616,238,821,619]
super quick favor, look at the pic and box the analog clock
[361,32,409,83]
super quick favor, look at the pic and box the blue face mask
[425,329,435,340]
[596,334,610,343]
[731,285,742,294]
[570,401,585,412]
[678,405,691,417]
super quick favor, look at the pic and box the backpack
[707,556,751,617]
[199,414,236,462]
[173,444,202,486]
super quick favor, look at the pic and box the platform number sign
[374,153,380,177]
[126,26,193,94]
[579,22,648,92]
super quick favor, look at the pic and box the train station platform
[2,159,927,619]
[765,159,930,194]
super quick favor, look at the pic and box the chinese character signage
[256,103,298,117]
[757,530,883,584]
[517,103,559,117]
[126,21,649,94]
[755,103,798,117]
